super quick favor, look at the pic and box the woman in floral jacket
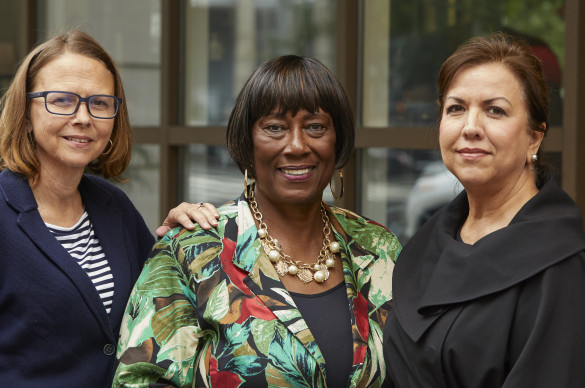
[114,55,399,387]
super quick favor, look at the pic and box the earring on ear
[101,139,113,155]
[330,169,344,199]
[244,168,255,199]
[532,154,538,162]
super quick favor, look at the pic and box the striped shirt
[46,211,115,314]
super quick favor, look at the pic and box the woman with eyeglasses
[0,29,209,387]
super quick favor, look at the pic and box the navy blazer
[0,169,155,387]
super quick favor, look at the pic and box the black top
[290,281,353,388]
[384,178,585,387]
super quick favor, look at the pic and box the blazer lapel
[80,177,131,334]
[2,171,114,341]
[18,211,112,332]
[395,180,585,343]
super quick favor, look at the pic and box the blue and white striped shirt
[46,211,115,314]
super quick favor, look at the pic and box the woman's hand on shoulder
[156,202,219,237]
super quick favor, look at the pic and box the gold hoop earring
[101,139,113,155]
[330,169,344,199]
[244,169,255,199]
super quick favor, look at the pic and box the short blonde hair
[0,29,132,182]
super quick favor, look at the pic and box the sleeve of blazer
[504,251,585,387]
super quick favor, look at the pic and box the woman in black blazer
[0,29,209,387]
[383,33,585,387]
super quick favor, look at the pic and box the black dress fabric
[290,281,353,388]
[384,178,585,387]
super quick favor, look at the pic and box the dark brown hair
[226,55,355,176]
[0,29,131,182]
[437,32,550,186]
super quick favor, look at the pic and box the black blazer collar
[393,178,585,341]
[0,169,132,339]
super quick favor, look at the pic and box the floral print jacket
[114,194,400,387]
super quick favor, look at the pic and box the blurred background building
[2,0,584,242]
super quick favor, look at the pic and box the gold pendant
[297,268,313,283]
[275,260,289,276]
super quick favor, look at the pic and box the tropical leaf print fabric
[114,193,400,388]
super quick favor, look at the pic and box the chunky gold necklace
[248,187,340,283]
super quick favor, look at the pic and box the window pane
[180,145,241,206]
[362,0,565,128]
[40,0,161,126]
[0,1,26,97]
[113,144,161,236]
[359,149,462,242]
[183,0,337,126]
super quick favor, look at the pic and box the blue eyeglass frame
[26,91,123,119]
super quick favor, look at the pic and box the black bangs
[247,56,338,121]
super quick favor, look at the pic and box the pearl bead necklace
[248,187,340,284]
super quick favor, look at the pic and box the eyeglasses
[26,91,122,119]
